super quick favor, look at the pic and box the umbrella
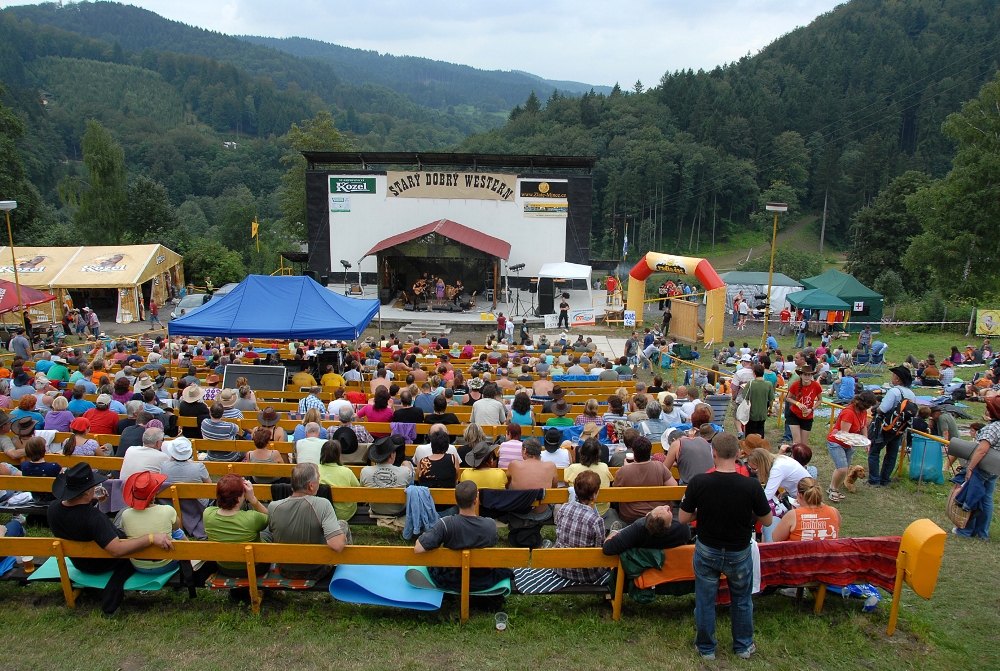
[0,278,57,314]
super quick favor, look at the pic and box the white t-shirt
[540,448,571,469]
[681,400,699,418]
[327,398,353,417]
[120,446,170,481]
[763,455,811,501]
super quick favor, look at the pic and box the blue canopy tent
[168,275,380,340]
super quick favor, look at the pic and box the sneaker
[610,521,623,533]
[13,514,27,524]
[700,651,716,661]
[540,539,553,549]
[736,643,756,660]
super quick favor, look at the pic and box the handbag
[946,482,971,529]
[736,380,753,424]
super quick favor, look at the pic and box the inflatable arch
[626,253,726,345]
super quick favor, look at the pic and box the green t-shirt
[934,411,960,441]
[318,463,361,522]
[545,417,575,427]
[121,504,177,570]
[203,507,269,570]
[745,378,775,422]
[46,363,70,382]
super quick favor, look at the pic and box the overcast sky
[3,0,846,85]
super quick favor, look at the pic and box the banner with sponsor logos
[329,177,376,194]
[386,171,517,201]
[519,180,568,199]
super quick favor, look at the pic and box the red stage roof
[362,219,511,260]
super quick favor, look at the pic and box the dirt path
[706,215,818,271]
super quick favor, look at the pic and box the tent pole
[493,260,498,310]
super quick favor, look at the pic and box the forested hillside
[242,35,611,111]
[2,0,999,297]
[461,0,1000,263]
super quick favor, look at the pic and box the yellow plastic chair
[887,518,946,635]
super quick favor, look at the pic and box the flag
[251,217,260,252]
[622,233,628,260]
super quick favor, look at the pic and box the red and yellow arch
[626,253,726,345]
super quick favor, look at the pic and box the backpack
[869,390,918,444]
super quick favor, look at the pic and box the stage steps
[398,321,452,335]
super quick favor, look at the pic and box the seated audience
[507,438,558,515]
[565,438,615,518]
[460,441,508,489]
[414,481,513,590]
[318,439,361,521]
[771,477,841,541]
[553,470,609,583]
[267,463,350,580]
[120,471,187,574]
[361,436,414,518]
[602,504,690,554]
[540,428,573,468]
[48,463,175,616]
[613,437,677,523]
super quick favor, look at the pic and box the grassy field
[0,328,995,670]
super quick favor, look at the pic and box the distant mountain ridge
[241,35,612,110]
[5,2,610,112]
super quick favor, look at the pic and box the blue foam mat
[328,564,443,611]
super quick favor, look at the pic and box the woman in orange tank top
[771,478,841,542]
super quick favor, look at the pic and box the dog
[844,465,866,493]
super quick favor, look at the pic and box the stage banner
[544,314,559,329]
[386,171,516,201]
[976,309,1000,336]
[571,308,596,327]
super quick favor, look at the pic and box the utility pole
[819,189,828,253]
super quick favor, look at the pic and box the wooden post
[170,485,183,528]
[460,549,471,623]
[245,545,262,615]
[612,559,626,621]
[52,540,79,609]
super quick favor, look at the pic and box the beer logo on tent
[0,255,47,273]
[81,254,127,272]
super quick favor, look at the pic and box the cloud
[1,0,845,85]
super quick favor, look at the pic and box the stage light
[509,263,525,272]
[340,260,352,270]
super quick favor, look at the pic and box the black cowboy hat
[368,435,404,463]
[889,365,913,386]
[52,462,108,502]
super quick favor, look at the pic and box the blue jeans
[955,469,997,539]
[794,331,806,348]
[782,401,793,442]
[732,310,739,325]
[868,434,903,486]
[693,540,755,656]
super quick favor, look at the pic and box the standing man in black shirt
[47,463,175,616]
[558,294,570,329]
[679,432,771,661]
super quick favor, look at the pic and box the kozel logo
[331,177,376,194]
[81,254,127,272]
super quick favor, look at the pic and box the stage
[325,283,609,329]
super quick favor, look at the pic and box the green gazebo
[801,269,883,332]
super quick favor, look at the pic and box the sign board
[222,364,287,392]
[853,301,865,312]
[385,171,517,200]
[519,180,568,199]
[329,177,376,194]
[571,308,596,327]
[330,196,351,213]
[977,309,1000,336]
[623,310,636,327]
[543,313,559,329]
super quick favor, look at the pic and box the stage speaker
[538,277,555,314]
[379,288,393,305]
[304,270,319,282]
[529,278,538,294]
[403,303,415,312]
[320,275,329,286]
